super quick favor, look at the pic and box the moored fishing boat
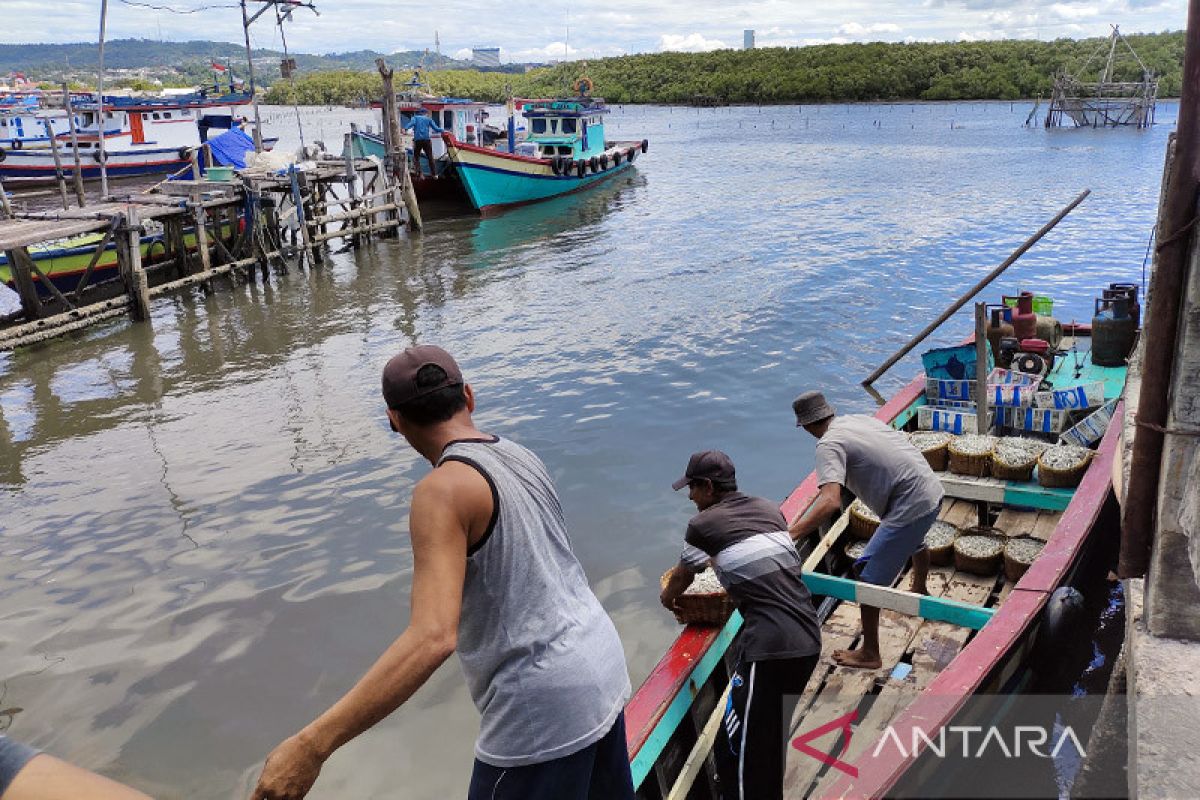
[0,89,276,183]
[444,85,647,214]
[0,217,237,296]
[625,296,1130,799]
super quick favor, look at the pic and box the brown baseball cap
[381,345,464,408]
[672,450,736,491]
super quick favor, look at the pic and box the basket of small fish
[909,431,953,471]
[948,434,997,477]
[1037,444,1094,488]
[847,499,881,541]
[662,567,734,626]
[990,437,1049,483]
[925,519,960,566]
[1003,536,1045,582]
[953,529,1005,576]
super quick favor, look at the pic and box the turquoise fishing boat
[444,88,647,215]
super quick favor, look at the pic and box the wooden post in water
[192,194,212,291]
[975,303,990,434]
[343,135,362,246]
[0,177,13,220]
[44,120,71,211]
[6,249,43,321]
[62,84,86,207]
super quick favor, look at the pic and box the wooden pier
[1046,26,1158,129]
[0,155,417,351]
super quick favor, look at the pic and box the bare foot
[832,648,883,669]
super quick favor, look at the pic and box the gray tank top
[439,437,631,767]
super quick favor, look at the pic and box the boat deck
[783,498,1061,797]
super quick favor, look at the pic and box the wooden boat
[624,325,1128,799]
[0,217,237,296]
[0,90,277,183]
[444,89,647,215]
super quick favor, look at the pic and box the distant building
[743,30,755,49]
[472,47,501,68]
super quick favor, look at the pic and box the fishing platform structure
[1045,25,1158,129]
[0,144,420,351]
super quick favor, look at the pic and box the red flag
[211,62,228,72]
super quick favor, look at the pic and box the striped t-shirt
[680,492,821,661]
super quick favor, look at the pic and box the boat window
[444,111,453,128]
[561,118,577,133]
[558,146,571,155]
[164,112,172,119]
[531,118,546,134]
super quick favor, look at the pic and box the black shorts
[467,712,634,800]
[714,655,819,800]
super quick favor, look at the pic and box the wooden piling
[6,248,44,321]
[43,120,71,211]
[62,85,87,208]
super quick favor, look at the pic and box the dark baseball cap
[381,345,464,408]
[672,450,736,491]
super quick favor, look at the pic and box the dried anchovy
[1040,444,1092,470]
[845,540,869,560]
[684,568,725,595]
[994,437,1049,467]
[954,534,1003,558]
[1004,537,1045,564]
[850,499,880,523]
[925,520,959,549]
[950,434,997,456]
[909,431,953,452]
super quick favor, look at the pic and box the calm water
[0,101,1174,798]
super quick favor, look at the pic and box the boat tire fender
[1031,586,1085,671]
[576,160,586,178]
[599,154,609,170]
[628,147,637,162]
[640,139,649,153]
[93,149,108,164]
[178,146,192,162]
[612,151,621,166]
[588,156,599,172]
[550,156,563,176]
[11,139,21,150]
[0,148,6,163]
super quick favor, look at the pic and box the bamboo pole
[974,303,990,434]
[43,120,71,211]
[62,84,86,207]
[862,188,1091,387]
[0,177,12,220]
[97,0,110,197]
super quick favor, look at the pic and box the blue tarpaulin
[205,127,256,168]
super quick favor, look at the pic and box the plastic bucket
[1004,294,1053,315]
[205,166,235,182]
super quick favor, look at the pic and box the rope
[1155,212,1200,251]
[1136,418,1200,437]
[274,3,307,150]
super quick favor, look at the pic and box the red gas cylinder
[1009,292,1038,339]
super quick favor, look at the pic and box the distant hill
[0,38,490,80]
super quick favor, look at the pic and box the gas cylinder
[1006,292,1038,339]
[1092,297,1137,367]
[1034,315,1063,349]
[1105,283,1141,327]
[986,305,1015,360]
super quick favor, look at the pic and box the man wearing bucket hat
[788,391,943,670]
[252,345,632,800]
[660,450,821,800]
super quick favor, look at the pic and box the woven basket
[844,539,869,562]
[948,437,995,477]
[924,520,959,567]
[1038,449,1094,488]
[953,533,1004,576]
[847,501,881,541]
[1003,537,1045,582]
[920,443,949,471]
[660,570,734,627]
[948,448,992,477]
[990,455,1037,482]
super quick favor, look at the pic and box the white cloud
[453,48,473,60]
[658,33,728,52]
[836,22,903,37]
[1048,3,1100,19]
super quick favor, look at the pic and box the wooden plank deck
[784,503,1063,797]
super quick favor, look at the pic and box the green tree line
[264,31,1185,106]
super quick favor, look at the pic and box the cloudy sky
[0,0,1187,61]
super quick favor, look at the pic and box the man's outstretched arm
[251,467,481,800]
[788,482,843,541]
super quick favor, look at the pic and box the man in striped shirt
[660,450,821,800]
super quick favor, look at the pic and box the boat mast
[97,0,110,196]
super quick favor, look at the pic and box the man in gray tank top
[252,346,632,800]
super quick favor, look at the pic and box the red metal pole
[1119,0,1200,577]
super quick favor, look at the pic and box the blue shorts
[855,509,940,585]
[467,712,634,800]
[0,736,39,795]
